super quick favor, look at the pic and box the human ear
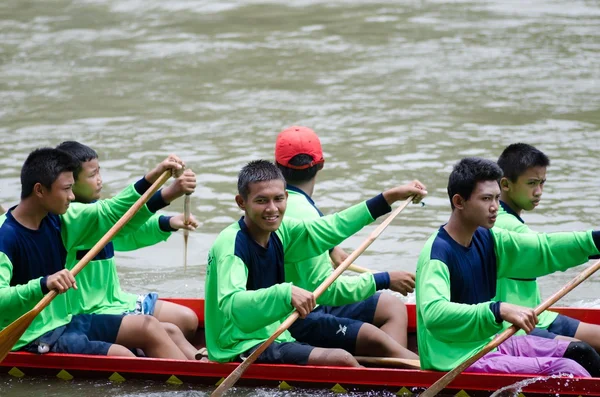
[452,194,465,210]
[500,177,510,192]
[235,194,246,210]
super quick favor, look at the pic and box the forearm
[219,283,293,333]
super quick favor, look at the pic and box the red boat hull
[2,298,600,396]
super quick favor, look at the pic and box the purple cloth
[467,335,590,377]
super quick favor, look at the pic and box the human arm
[417,258,503,343]
[159,169,196,204]
[60,156,184,250]
[329,246,349,268]
[216,253,295,334]
[493,228,600,279]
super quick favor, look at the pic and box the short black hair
[21,148,78,199]
[56,141,98,180]
[497,143,550,182]
[276,154,322,184]
[238,160,286,199]
[447,157,503,210]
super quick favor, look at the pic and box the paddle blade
[0,309,37,363]
[354,356,421,369]
[183,232,189,272]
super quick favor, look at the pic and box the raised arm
[493,228,600,279]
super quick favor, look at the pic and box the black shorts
[240,341,315,365]
[23,313,124,356]
[288,292,381,354]
[530,314,581,339]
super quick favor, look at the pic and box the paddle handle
[211,197,414,397]
[183,194,191,270]
[31,171,172,314]
[347,264,378,273]
[421,258,600,397]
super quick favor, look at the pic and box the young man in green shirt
[205,159,426,365]
[416,157,600,376]
[495,143,600,351]
[274,126,418,360]
[0,148,189,359]
[56,141,200,359]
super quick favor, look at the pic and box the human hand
[169,213,199,231]
[162,169,197,202]
[145,155,185,184]
[388,271,416,296]
[290,286,316,318]
[329,246,349,269]
[382,180,427,205]
[499,302,538,333]
[46,269,77,293]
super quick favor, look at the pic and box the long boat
[2,298,600,396]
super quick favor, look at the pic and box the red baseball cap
[275,126,324,170]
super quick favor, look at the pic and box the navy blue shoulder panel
[431,227,497,304]
[0,212,67,287]
[234,218,285,291]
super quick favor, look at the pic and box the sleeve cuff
[366,193,392,220]
[592,231,600,253]
[489,301,503,323]
[159,216,177,232]
[373,272,391,290]
[147,190,169,213]
[40,276,49,294]
[134,177,152,195]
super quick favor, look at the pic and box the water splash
[489,373,579,397]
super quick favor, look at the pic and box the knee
[331,349,360,367]
[162,322,181,338]
[180,307,199,333]
[377,293,407,322]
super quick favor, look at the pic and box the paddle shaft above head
[183,193,191,271]
[210,197,414,397]
[420,258,600,397]
[0,171,172,363]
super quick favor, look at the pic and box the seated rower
[274,126,417,360]
[416,157,600,376]
[57,141,199,358]
[204,159,426,366]
[495,143,600,350]
[0,148,189,359]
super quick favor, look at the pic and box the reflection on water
[1,0,599,395]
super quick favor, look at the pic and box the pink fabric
[467,335,590,377]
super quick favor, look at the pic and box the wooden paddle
[355,356,421,369]
[348,263,378,273]
[210,197,415,397]
[183,193,191,271]
[420,258,600,397]
[0,170,172,363]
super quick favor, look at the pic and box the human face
[502,166,546,212]
[462,180,501,229]
[41,171,76,215]
[236,179,287,239]
[72,159,102,203]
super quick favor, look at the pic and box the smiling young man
[204,159,426,366]
[0,148,190,359]
[494,143,600,352]
[416,157,600,376]
[56,141,199,358]
[273,126,418,361]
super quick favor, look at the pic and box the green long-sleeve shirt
[416,225,599,371]
[284,188,376,306]
[205,195,390,363]
[493,201,558,329]
[65,213,172,315]
[0,181,155,350]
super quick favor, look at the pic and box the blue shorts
[288,292,381,355]
[240,341,314,365]
[22,313,124,356]
[530,314,581,339]
[128,292,159,316]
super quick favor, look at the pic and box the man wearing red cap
[275,126,418,360]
